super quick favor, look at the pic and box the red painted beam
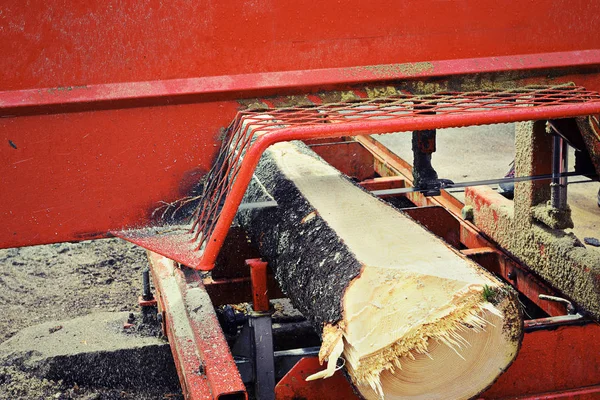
[2,50,600,116]
[147,252,247,400]
[358,176,406,195]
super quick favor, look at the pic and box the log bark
[237,140,523,400]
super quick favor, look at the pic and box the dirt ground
[0,238,183,399]
[0,239,147,344]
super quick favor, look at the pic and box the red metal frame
[3,1,600,251]
[354,135,570,317]
[269,138,600,399]
[2,4,600,398]
[144,137,599,399]
[4,58,600,250]
[129,85,600,270]
[147,252,246,400]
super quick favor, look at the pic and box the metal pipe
[539,294,576,315]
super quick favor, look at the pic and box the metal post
[560,138,569,209]
[250,312,275,400]
[412,129,439,193]
[246,259,275,400]
[140,267,158,324]
[142,267,153,301]
[551,134,568,210]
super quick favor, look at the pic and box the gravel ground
[0,238,147,343]
[0,238,182,399]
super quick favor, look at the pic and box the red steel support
[358,176,406,196]
[147,252,246,400]
[246,258,270,312]
[4,50,600,117]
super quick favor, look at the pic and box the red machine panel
[2,0,600,91]
[2,1,600,249]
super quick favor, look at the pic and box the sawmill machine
[1,1,600,399]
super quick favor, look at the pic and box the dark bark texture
[236,142,364,331]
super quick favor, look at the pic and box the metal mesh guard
[186,84,600,267]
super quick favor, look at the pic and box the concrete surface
[0,311,180,391]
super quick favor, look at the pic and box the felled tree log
[237,140,523,400]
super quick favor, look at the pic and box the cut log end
[341,284,521,399]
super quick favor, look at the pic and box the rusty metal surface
[147,252,246,400]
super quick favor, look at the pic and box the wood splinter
[238,137,523,400]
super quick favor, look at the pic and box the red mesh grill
[185,84,600,267]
